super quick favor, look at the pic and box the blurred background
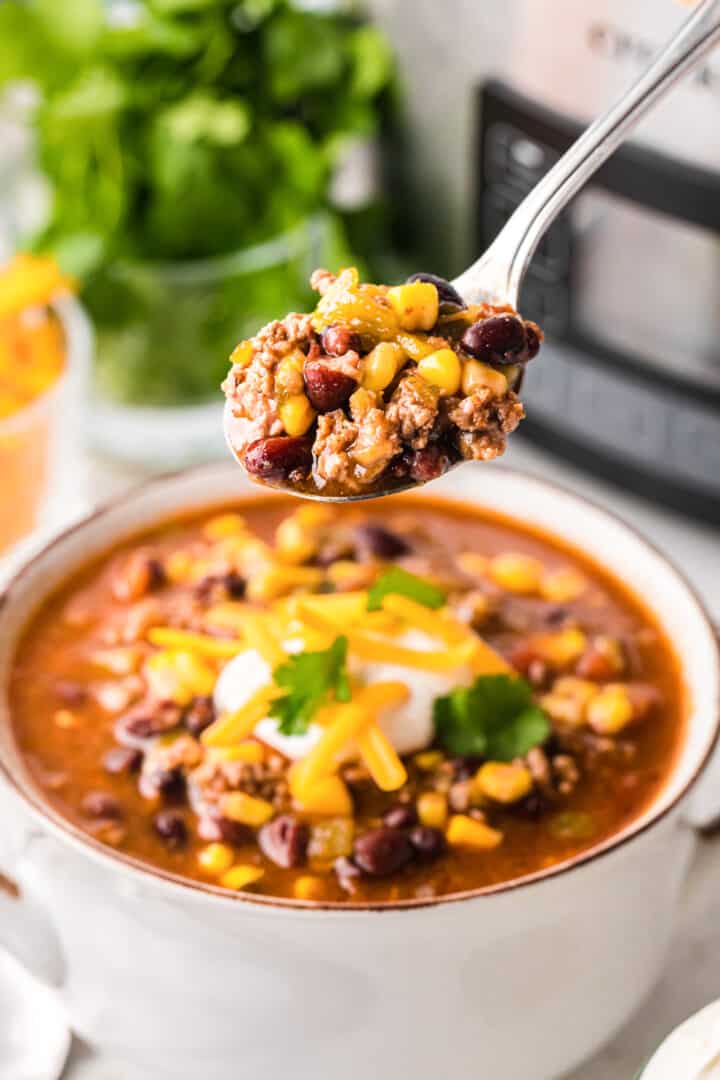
[0,0,719,551]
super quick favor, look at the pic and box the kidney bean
[461,315,527,366]
[353,827,414,877]
[222,571,246,599]
[243,436,313,483]
[140,766,185,801]
[81,791,123,819]
[54,680,87,707]
[354,523,410,559]
[304,360,356,413]
[258,815,309,868]
[406,444,453,485]
[383,803,418,829]
[197,814,253,846]
[184,695,216,737]
[103,747,143,775]
[406,272,465,312]
[408,826,446,861]
[321,325,360,356]
[153,809,188,850]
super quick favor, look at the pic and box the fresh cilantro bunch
[0,0,397,404]
[433,675,550,761]
[270,635,351,736]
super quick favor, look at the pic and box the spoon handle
[452,0,720,307]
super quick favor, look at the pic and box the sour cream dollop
[212,629,473,760]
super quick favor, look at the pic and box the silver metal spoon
[226,0,720,501]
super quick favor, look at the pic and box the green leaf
[367,566,446,613]
[433,675,550,761]
[349,25,393,99]
[270,636,351,737]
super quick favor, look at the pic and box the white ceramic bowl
[0,461,717,1080]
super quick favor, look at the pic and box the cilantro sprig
[270,636,351,737]
[367,566,446,612]
[433,675,550,760]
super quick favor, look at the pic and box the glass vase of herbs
[0,0,397,467]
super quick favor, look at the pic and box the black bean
[243,436,313,483]
[461,315,527,366]
[197,814,253,846]
[153,809,188,850]
[258,815,309,869]
[103,747,142,775]
[54,680,87,707]
[81,791,123,819]
[406,272,465,313]
[184,695,215,737]
[408,826,446,862]
[304,360,356,413]
[354,523,410,559]
[222,571,246,599]
[353,827,414,877]
[146,558,166,590]
[115,701,183,745]
[510,791,549,821]
[321,325,360,356]
[383,803,418,829]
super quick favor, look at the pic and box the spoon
[226,0,720,501]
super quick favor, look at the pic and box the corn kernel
[275,516,318,565]
[541,677,597,728]
[294,776,353,817]
[203,513,247,540]
[165,551,193,584]
[533,628,587,668]
[246,564,324,603]
[280,394,316,437]
[362,342,406,391]
[540,567,587,603]
[293,875,327,901]
[456,552,489,578]
[587,684,634,734]
[54,709,77,729]
[307,817,355,861]
[394,332,437,359]
[417,348,462,396]
[229,340,253,369]
[198,843,235,876]
[489,552,543,594]
[220,864,265,891]
[294,505,333,529]
[474,762,533,804]
[461,359,509,397]
[417,791,449,830]
[275,349,306,395]
[446,815,503,850]
[386,282,439,332]
[413,750,444,771]
[220,792,275,827]
[144,649,216,706]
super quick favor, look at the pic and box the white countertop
[53,439,720,1080]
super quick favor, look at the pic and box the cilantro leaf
[367,566,446,613]
[270,635,351,737]
[433,675,550,761]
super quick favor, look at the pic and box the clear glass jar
[0,295,90,557]
[87,215,342,469]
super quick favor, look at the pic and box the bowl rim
[1,462,718,915]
